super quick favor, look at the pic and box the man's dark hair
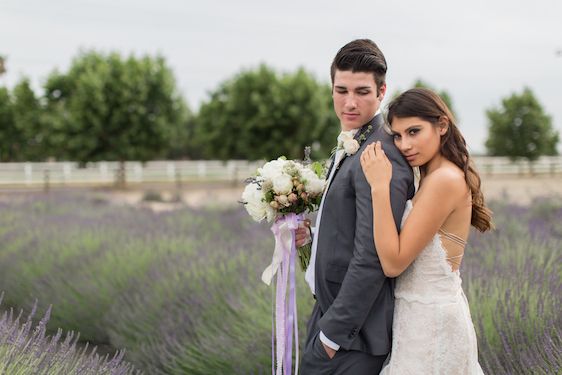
[330,39,387,93]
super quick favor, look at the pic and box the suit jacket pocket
[325,262,349,284]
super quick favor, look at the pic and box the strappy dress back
[438,228,466,271]
[380,200,483,375]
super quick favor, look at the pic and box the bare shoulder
[422,164,468,199]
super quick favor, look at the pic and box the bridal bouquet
[241,155,325,375]
[241,156,325,273]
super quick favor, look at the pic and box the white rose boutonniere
[337,130,360,156]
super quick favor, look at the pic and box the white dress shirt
[305,126,363,352]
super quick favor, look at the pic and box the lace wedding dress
[380,200,484,374]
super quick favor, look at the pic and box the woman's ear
[438,116,449,135]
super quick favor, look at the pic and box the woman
[360,88,493,374]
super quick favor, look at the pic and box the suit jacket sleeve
[317,140,413,350]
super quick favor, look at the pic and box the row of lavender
[465,197,561,373]
[0,295,139,374]
[0,193,560,374]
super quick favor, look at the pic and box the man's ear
[378,83,387,100]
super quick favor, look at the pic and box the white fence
[471,156,562,176]
[0,160,263,187]
[0,157,561,187]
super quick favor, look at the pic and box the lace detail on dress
[380,200,484,375]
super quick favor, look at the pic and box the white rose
[308,177,326,195]
[300,168,326,195]
[241,182,268,222]
[258,158,287,180]
[337,130,354,145]
[272,174,293,195]
[343,138,360,155]
[337,130,361,155]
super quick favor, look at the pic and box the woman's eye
[408,128,419,135]
[393,134,401,140]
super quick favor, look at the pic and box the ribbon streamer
[262,213,301,375]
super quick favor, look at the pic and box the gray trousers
[299,332,387,374]
[299,303,388,374]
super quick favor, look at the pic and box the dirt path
[2,176,561,211]
[106,175,562,210]
[479,175,562,204]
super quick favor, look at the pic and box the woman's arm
[360,142,465,277]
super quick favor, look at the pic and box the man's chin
[341,115,376,130]
[341,122,363,131]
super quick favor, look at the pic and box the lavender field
[0,192,560,374]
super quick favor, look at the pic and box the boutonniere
[337,131,360,156]
[336,124,374,156]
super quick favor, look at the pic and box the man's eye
[358,91,370,95]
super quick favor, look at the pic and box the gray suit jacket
[312,114,415,356]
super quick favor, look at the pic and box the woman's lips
[405,154,418,162]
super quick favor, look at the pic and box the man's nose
[345,94,357,109]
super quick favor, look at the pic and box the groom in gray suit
[298,39,415,374]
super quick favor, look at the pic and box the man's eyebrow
[333,85,373,90]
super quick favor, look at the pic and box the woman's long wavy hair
[387,88,493,232]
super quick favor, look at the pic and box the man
[297,39,415,374]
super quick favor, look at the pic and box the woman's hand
[360,141,392,193]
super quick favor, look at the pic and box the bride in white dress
[360,88,493,374]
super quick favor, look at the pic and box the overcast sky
[1,0,561,153]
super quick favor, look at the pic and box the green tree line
[0,51,558,163]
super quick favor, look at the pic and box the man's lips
[343,113,359,120]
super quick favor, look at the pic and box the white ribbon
[262,218,296,285]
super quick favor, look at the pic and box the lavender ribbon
[263,213,301,375]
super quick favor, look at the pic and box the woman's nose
[400,140,412,151]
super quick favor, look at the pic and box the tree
[43,50,190,185]
[0,55,6,76]
[0,78,48,162]
[391,79,458,119]
[193,64,338,161]
[12,78,45,161]
[0,86,15,161]
[413,79,456,117]
[485,87,558,161]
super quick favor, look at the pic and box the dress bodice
[394,200,463,304]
